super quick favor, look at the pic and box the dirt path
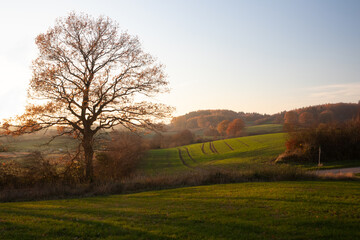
[224,141,234,151]
[315,167,360,175]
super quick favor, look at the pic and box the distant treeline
[171,109,269,130]
[170,103,360,130]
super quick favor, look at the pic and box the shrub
[226,119,245,137]
[148,129,194,149]
[0,142,8,152]
[95,132,148,181]
[22,151,59,185]
[203,127,220,137]
[62,153,87,185]
[0,151,59,188]
[281,119,360,163]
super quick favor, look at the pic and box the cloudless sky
[0,0,359,120]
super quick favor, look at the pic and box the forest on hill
[170,102,360,131]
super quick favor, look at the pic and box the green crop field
[1,181,359,240]
[245,124,283,135]
[139,133,286,174]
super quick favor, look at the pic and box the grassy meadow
[1,181,359,240]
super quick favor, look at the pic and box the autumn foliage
[217,120,230,136]
[279,119,360,163]
[95,132,148,180]
[1,13,171,182]
[226,119,245,137]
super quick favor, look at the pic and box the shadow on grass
[2,185,360,240]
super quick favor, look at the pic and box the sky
[0,0,359,120]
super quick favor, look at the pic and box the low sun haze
[0,0,359,120]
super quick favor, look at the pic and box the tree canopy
[2,13,172,181]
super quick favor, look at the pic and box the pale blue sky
[0,0,359,120]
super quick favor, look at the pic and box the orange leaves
[57,126,65,134]
[226,119,245,137]
[0,121,13,136]
[4,12,171,143]
[1,119,41,136]
[23,102,58,117]
[23,119,42,132]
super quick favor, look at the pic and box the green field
[245,124,283,135]
[1,181,359,240]
[140,133,286,174]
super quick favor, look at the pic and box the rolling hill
[139,133,286,174]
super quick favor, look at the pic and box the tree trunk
[82,134,94,183]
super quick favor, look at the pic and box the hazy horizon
[1,0,359,120]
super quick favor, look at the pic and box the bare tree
[2,13,172,182]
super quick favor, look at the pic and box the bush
[0,142,8,152]
[22,151,59,185]
[95,132,148,181]
[62,153,87,185]
[0,151,59,188]
[148,129,194,149]
[281,119,360,163]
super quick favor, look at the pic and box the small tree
[284,111,298,131]
[226,119,244,137]
[217,120,230,136]
[2,13,171,182]
[171,129,194,147]
[298,112,315,127]
[204,127,219,137]
[319,110,334,123]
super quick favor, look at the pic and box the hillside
[170,102,360,132]
[139,133,286,174]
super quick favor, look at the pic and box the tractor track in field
[201,143,207,154]
[224,141,234,151]
[213,142,219,154]
[237,139,249,147]
[209,142,219,154]
[177,148,193,168]
[184,147,197,163]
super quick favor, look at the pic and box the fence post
[318,146,322,166]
